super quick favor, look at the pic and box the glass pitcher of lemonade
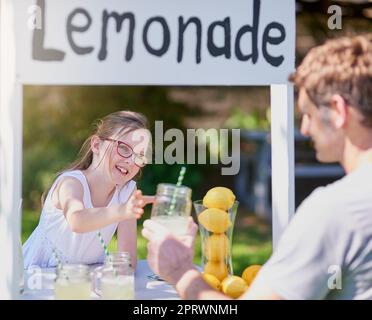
[151,183,192,235]
[54,264,91,300]
[92,252,134,300]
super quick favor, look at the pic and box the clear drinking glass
[151,183,192,235]
[92,252,134,300]
[193,200,239,278]
[54,264,91,300]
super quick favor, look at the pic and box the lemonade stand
[0,0,296,299]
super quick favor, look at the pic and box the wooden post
[270,84,295,250]
[0,0,23,299]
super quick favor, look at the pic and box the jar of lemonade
[54,264,91,300]
[92,252,134,300]
[151,183,192,235]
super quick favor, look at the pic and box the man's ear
[90,135,101,155]
[329,94,348,129]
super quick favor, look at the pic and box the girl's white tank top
[23,170,136,268]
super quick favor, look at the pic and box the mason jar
[151,183,192,235]
[54,264,91,300]
[92,252,134,300]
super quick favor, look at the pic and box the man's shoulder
[296,171,372,230]
[294,178,346,225]
[300,181,342,212]
[305,168,372,207]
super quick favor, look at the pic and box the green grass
[22,209,40,244]
[22,208,272,276]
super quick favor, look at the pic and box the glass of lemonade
[151,183,192,235]
[101,274,134,300]
[54,264,91,300]
[92,252,134,300]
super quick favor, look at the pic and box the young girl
[23,111,154,269]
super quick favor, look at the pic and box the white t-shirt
[249,163,372,300]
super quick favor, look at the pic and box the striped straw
[176,166,186,187]
[96,231,117,276]
[52,248,63,269]
[52,247,70,280]
[168,166,187,214]
[97,231,110,258]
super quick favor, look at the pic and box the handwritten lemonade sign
[15,0,295,85]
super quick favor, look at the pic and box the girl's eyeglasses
[104,138,148,168]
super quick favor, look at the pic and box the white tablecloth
[21,260,180,300]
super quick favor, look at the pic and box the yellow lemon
[198,208,231,233]
[203,187,236,211]
[242,265,262,286]
[221,275,248,299]
[204,234,229,262]
[204,261,229,282]
[202,273,221,291]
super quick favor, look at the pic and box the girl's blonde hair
[41,110,149,205]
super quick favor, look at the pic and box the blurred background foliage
[224,107,271,131]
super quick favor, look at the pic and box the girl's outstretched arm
[56,177,146,233]
[117,218,137,269]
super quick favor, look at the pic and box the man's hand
[142,216,198,284]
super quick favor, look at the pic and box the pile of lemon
[202,265,261,298]
[198,187,262,299]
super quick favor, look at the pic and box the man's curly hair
[289,34,372,128]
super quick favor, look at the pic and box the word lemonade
[196,187,262,299]
[33,0,286,67]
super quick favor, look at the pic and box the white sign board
[1,0,296,299]
[15,0,295,85]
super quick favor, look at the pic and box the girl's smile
[115,164,129,176]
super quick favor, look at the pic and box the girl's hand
[120,190,155,220]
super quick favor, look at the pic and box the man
[142,34,372,300]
